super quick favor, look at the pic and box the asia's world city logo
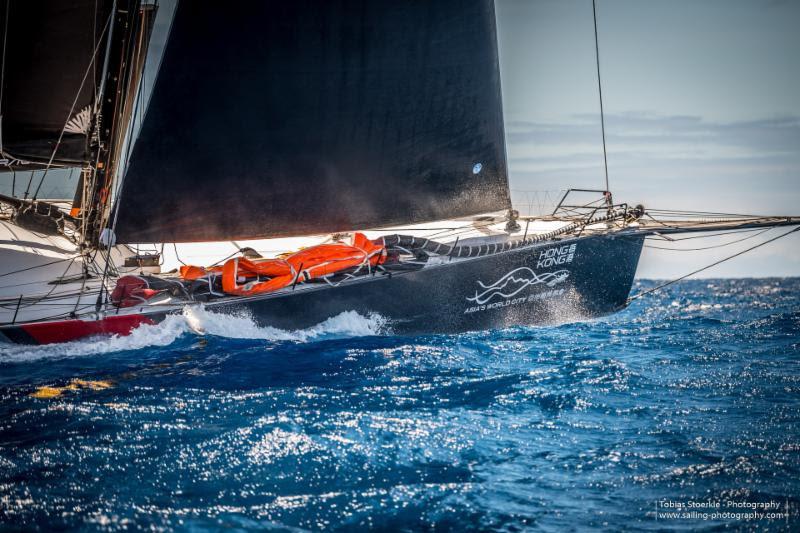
[463,244,577,314]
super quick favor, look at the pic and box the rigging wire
[643,227,771,251]
[23,170,32,200]
[29,9,114,201]
[646,226,767,242]
[592,0,610,195]
[628,225,800,303]
[71,244,92,316]
[0,256,79,279]
[645,208,783,218]
[2,254,80,312]
[0,0,8,154]
[93,0,98,102]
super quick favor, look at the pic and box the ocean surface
[1,278,798,531]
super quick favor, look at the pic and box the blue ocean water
[1,278,798,531]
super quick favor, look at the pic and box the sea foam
[0,306,388,363]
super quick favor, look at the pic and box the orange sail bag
[180,233,385,296]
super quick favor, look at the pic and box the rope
[628,225,800,303]
[172,242,187,266]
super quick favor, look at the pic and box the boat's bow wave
[182,306,389,342]
[0,307,389,362]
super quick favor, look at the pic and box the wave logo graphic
[466,268,570,305]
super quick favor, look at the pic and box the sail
[114,0,510,243]
[0,1,111,170]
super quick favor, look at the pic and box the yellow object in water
[30,386,65,399]
[30,379,114,399]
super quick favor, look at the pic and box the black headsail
[114,0,510,243]
[0,0,112,169]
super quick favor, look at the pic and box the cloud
[507,113,800,155]
[506,112,800,215]
[505,112,800,277]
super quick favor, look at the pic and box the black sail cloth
[115,0,510,243]
[0,0,111,169]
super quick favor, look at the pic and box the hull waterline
[0,233,645,344]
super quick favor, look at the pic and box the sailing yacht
[0,0,796,345]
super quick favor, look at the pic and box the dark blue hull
[205,232,645,334]
[0,232,645,344]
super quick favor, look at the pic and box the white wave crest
[181,306,388,342]
[0,307,388,363]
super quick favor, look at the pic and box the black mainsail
[0,0,112,169]
[114,0,510,243]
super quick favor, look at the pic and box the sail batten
[115,0,510,243]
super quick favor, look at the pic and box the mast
[79,0,155,248]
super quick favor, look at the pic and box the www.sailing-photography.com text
[654,499,791,523]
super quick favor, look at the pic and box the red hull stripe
[20,314,156,345]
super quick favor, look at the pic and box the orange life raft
[179,233,386,296]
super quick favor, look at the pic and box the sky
[495,0,800,277]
